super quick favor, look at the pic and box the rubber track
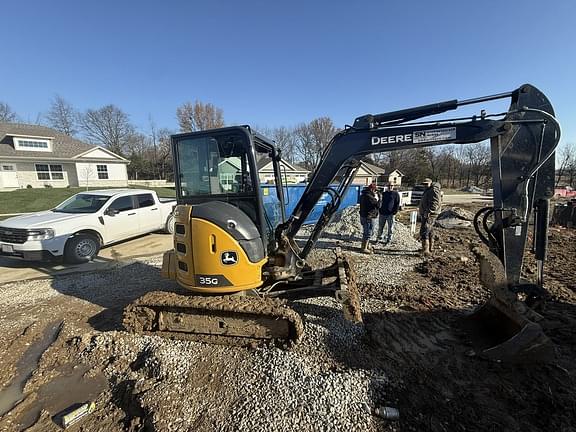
[123,291,304,348]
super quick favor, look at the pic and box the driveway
[0,232,173,284]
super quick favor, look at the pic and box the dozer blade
[124,292,304,348]
[465,247,554,363]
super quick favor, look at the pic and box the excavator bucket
[465,248,554,363]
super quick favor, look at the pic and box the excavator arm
[272,84,560,284]
[267,83,560,362]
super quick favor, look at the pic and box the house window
[219,173,235,191]
[35,164,63,180]
[97,165,109,179]
[14,138,52,152]
[1,165,14,171]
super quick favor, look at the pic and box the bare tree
[80,165,94,190]
[176,101,224,132]
[464,142,491,187]
[157,128,174,180]
[556,142,576,187]
[271,126,297,163]
[79,105,134,155]
[0,102,18,122]
[294,117,338,170]
[46,95,78,135]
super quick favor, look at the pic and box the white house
[386,169,404,187]
[351,161,387,185]
[0,123,129,190]
[257,157,310,184]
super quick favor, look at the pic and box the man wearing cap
[419,178,442,256]
[359,183,379,254]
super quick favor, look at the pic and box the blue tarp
[261,184,361,226]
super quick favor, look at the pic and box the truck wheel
[164,214,175,234]
[64,234,100,264]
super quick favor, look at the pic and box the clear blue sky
[1,0,574,148]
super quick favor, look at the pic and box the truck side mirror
[105,208,119,216]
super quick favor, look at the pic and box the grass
[0,186,176,215]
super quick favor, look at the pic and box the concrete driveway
[0,232,173,284]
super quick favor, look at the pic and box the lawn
[0,186,176,215]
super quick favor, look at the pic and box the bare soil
[0,205,574,431]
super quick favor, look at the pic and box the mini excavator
[124,84,560,363]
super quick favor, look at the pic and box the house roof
[0,123,95,159]
[388,169,404,177]
[359,161,386,175]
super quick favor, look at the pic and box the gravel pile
[437,207,475,221]
[300,205,423,290]
[435,206,475,229]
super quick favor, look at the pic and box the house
[257,157,310,184]
[351,161,387,185]
[386,169,404,187]
[0,123,129,190]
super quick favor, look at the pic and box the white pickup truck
[0,189,175,263]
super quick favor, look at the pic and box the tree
[556,142,576,187]
[80,165,94,190]
[0,102,18,122]
[294,117,338,170]
[270,126,297,163]
[176,101,224,132]
[79,105,134,154]
[156,128,174,180]
[46,95,78,135]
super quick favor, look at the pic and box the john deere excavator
[124,84,560,363]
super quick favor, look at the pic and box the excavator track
[123,291,304,348]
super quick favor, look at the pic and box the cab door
[135,193,162,233]
[102,195,139,242]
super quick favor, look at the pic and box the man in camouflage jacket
[418,178,442,256]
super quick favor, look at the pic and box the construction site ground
[0,203,575,431]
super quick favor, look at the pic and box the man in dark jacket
[359,183,379,254]
[418,178,442,256]
[377,183,401,245]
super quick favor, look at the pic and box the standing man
[359,183,379,254]
[377,183,401,245]
[419,178,442,256]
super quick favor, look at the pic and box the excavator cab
[165,126,286,293]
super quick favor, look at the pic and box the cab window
[137,194,155,208]
[108,196,135,212]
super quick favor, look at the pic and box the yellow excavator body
[161,204,266,293]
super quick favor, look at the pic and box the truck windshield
[53,194,111,213]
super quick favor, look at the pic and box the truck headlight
[27,228,55,240]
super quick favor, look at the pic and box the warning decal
[413,127,456,144]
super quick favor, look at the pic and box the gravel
[1,204,421,431]
[300,205,423,291]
